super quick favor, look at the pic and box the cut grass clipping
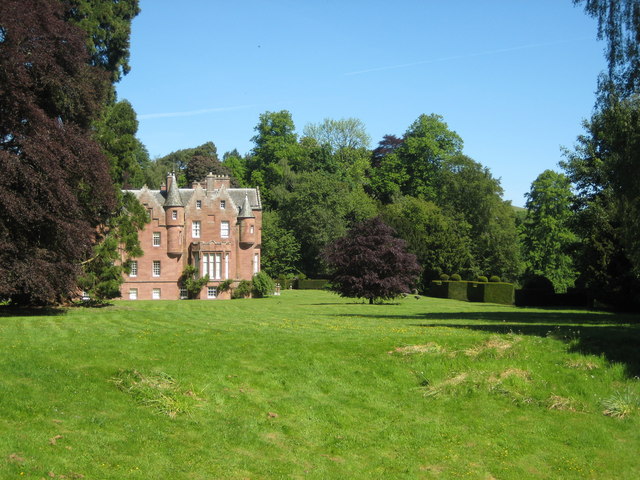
[111,369,203,417]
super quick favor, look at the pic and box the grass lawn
[1,290,639,479]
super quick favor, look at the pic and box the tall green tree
[369,114,463,202]
[66,0,140,83]
[279,171,376,276]
[260,211,302,278]
[520,170,578,292]
[383,197,473,290]
[437,154,522,281]
[95,99,149,188]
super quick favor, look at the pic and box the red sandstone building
[120,172,262,300]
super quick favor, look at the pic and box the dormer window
[172,210,177,220]
[196,200,202,209]
[220,200,226,209]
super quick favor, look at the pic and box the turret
[237,194,256,246]
[164,172,184,256]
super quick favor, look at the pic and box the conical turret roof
[238,194,255,218]
[164,174,183,207]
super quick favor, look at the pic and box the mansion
[121,172,262,300]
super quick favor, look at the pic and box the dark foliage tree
[185,155,234,186]
[0,0,115,305]
[564,1,640,308]
[324,217,420,304]
[371,134,404,168]
[147,142,224,188]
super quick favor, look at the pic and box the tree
[260,211,301,278]
[0,0,116,305]
[368,114,463,203]
[303,118,371,152]
[562,99,640,307]
[66,0,140,83]
[185,155,233,185]
[383,197,473,290]
[436,155,523,281]
[280,171,376,277]
[520,170,578,292]
[324,217,420,304]
[573,0,640,100]
[95,99,149,188]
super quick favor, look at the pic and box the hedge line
[428,281,514,305]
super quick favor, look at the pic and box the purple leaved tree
[324,217,420,304]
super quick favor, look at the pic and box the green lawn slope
[1,291,639,479]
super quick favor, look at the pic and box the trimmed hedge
[428,281,514,305]
[515,289,590,307]
[296,279,330,290]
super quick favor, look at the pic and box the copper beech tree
[0,0,115,305]
[323,217,420,304]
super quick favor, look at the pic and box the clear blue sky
[116,0,605,207]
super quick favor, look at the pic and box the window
[153,232,160,246]
[152,288,161,300]
[220,200,226,209]
[172,210,178,220]
[179,287,188,299]
[192,220,201,238]
[129,260,137,277]
[250,225,254,234]
[224,253,230,280]
[221,221,230,238]
[207,286,217,299]
[203,253,222,279]
[129,288,138,300]
[196,200,202,209]
[153,260,161,277]
[253,253,260,274]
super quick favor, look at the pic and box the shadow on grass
[412,322,640,378]
[0,306,66,317]
[334,308,640,377]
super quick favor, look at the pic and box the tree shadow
[0,306,66,317]
[333,308,640,377]
[411,322,640,378]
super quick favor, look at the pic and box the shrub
[440,274,450,281]
[489,275,501,283]
[450,274,461,281]
[477,276,488,283]
[232,280,252,299]
[180,265,209,299]
[522,275,554,293]
[217,279,233,294]
[252,271,275,298]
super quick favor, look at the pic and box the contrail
[139,104,256,120]
[345,38,591,76]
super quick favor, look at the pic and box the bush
[489,275,501,283]
[439,273,450,281]
[522,275,554,293]
[450,274,461,281]
[252,271,275,298]
[217,279,233,294]
[477,276,488,283]
[232,280,252,299]
[297,279,330,290]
